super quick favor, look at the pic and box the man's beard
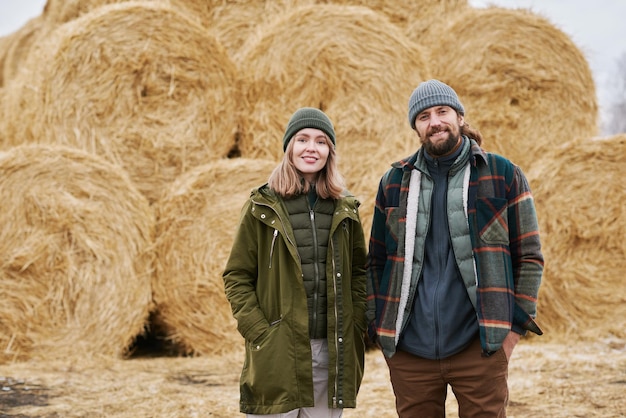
[422,128,461,157]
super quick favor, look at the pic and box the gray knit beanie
[282,107,336,151]
[407,79,465,129]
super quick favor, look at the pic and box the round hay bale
[323,0,469,30]
[402,0,470,54]
[167,0,314,60]
[0,16,46,87]
[164,0,467,58]
[42,0,157,24]
[0,144,155,364]
[528,135,626,340]
[2,2,241,203]
[426,7,598,172]
[51,0,315,60]
[153,158,276,356]
[236,4,429,222]
[237,4,428,161]
[0,87,4,140]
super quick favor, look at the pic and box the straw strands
[0,145,155,364]
[528,135,626,339]
[2,2,241,203]
[426,7,598,172]
[152,158,277,356]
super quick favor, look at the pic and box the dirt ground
[1,337,624,417]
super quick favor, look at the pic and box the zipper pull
[269,229,278,268]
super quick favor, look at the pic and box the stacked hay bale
[0,16,46,144]
[235,4,426,162]
[152,158,276,356]
[235,4,430,232]
[327,0,469,31]
[0,145,154,364]
[166,1,469,64]
[527,134,626,340]
[41,0,151,24]
[168,0,315,60]
[1,2,241,203]
[0,0,616,360]
[424,7,599,172]
[0,16,46,88]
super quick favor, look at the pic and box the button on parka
[223,184,368,415]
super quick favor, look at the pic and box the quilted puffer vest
[283,192,334,339]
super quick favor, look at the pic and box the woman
[223,107,367,417]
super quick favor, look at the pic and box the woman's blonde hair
[268,135,345,199]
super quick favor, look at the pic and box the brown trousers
[385,338,509,418]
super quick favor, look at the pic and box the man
[366,79,543,417]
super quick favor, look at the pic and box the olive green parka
[223,184,368,415]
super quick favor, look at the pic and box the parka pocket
[476,197,509,245]
[240,320,293,405]
[248,316,282,349]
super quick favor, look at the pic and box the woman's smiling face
[290,128,330,183]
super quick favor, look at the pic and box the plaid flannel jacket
[366,139,543,357]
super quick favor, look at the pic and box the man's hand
[502,331,521,361]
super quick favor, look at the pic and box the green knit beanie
[282,107,336,151]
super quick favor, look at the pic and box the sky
[1,0,625,131]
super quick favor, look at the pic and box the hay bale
[47,0,315,60]
[528,135,626,340]
[237,4,428,161]
[0,33,7,55]
[324,0,469,30]
[236,4,430,233]
[402,0,470,54]
[0,17,47,149]
[0,145,155,364]
[166,0,314,60]
[42,0,157,24]
[426,7,598,172]
[153,158,276,356]
[169,1,468,60]
[2,2,241,203]
[0,16,46,88]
